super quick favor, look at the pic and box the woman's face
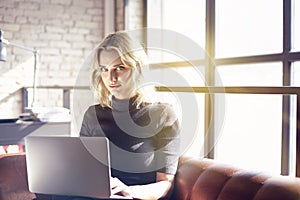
[99,50,136,100]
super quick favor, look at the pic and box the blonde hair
[91,31,150,108]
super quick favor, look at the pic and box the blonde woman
[79,31,180,200]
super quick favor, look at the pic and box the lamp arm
[0,32,39,107]
[3,39,37,53]
[2,38,38,107]
[32,49,37,107]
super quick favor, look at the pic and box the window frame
[145,0,300,176]
[205,0,300,176]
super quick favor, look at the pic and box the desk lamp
[0,29,38,107]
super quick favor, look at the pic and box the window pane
[147,0,205,63]
[149,66,205,158]
[215,62,283,86]
[161,0,205,47]
[292,62,300,86]
[215,94,282,174]
[292,0,300,51]
[290,62,299,175]
[215,0,283,58]
[214,63,283,174]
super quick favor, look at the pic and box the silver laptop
[25,136,132,199]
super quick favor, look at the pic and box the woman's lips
[109,84,121,89]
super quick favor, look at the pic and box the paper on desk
[26,107,71,122]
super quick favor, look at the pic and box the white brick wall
[0,0,145,119]
[0,0,105,118]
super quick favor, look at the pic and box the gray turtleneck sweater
[80,96,180,186]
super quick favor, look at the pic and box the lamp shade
[0,43,7,61]
[0,29,7,61]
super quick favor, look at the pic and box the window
[292,62,300,85]
[147,0,300,176]
[215,0,283,58]
[215,63,282,86]
[215,63,283,173]
[147,0,206,157]
[147,0,205,48]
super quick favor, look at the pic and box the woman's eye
[99,66,108,72]
[115,66,125,71]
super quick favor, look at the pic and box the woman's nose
[109,70,117,82]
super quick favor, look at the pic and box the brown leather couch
[1,153,300,200]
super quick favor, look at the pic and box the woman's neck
[111,95,138,111]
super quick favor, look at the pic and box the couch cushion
[253,176,300,200]
[0,153,36,200]
[172,158,300,200]
[190,163,239,200]
[171,158,215,200]
[216,171,270,200]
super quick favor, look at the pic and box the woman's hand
[110,172,174,200]
[110,177,132,198]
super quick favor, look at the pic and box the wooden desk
[0,121,70,146]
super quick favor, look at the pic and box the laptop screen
[25,136,112,199]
